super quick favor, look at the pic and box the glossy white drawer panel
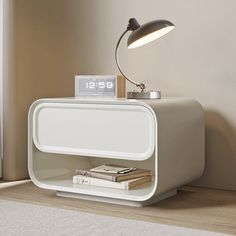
[32,102,155,160]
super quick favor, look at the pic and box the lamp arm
[115,29,146,91]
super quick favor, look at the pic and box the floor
[0,180,236,235]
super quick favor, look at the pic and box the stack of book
[73,164,152,190]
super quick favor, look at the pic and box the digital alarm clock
[75,75,125,98]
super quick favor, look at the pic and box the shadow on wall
[191,110,236,191]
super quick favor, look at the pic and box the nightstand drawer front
[32,102,155,160]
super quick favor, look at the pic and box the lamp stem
[115,29,146,91]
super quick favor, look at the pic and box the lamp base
[127,90,161,99]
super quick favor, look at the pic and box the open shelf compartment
[29,149,157,202]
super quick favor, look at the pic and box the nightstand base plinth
[56,188,177,207]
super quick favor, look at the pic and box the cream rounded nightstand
[28,97,204,206]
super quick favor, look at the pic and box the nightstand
[28,97,204,206]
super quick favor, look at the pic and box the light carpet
[0,199,230,236]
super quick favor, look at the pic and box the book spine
[128,175,151,189]
[73,175,126,190]
[76,170,116,182]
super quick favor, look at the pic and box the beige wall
[3,0,236,190]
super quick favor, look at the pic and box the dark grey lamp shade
[128,20,175,49]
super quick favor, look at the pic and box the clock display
[85,81,114,89]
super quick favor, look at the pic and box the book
[90,165,137,174]
[76,165,151,182]
[73,175,152,190]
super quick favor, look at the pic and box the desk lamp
[115,18,175,99]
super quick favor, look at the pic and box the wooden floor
[0,181,236,235]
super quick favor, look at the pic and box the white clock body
[75,75,125,98]
[28,98,205,206]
